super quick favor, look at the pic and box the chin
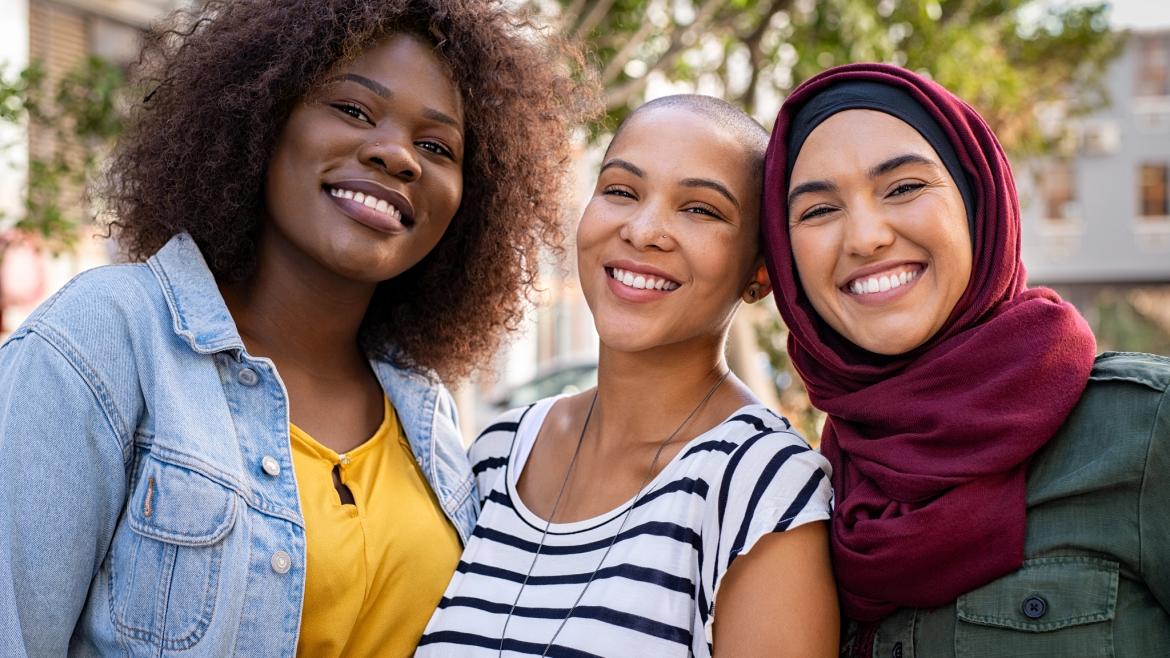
[847,328,930,356]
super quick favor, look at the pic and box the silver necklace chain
[496,369,731,658]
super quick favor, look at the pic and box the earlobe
[742,265,773,303]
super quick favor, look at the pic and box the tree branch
[737,0,791,112]
[574,0,622,39]
[603,0,732,109]
[601,16,667,85]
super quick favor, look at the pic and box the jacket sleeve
[0,329,130,657]
[1141,384,1170,612]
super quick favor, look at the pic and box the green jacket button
[1023,596,1047,618]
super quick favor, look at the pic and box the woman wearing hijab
[761,63,1169,657]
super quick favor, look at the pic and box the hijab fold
[761,64,1097,622]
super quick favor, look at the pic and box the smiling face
[787,109,972,355]
[576,106,770,353]
[263,33,464,284]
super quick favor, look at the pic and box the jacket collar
[147,233,246,356]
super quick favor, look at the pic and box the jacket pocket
[108,455,238,650]
[955,556,1118,658]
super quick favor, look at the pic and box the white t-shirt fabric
[417,396,832,658]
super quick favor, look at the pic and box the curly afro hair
[103,0,599,381]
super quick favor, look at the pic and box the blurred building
[0,0,179,335]
[1020,29,1170,298]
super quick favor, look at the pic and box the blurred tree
[548,0,1122,152]
[536,0,1124,439]
[0,57,126,329]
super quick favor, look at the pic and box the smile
[329,187,406,223]
[847,265,923,295]
[608,267,680,291]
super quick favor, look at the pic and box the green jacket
[844,351,1170,658]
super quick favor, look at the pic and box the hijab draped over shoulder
[761,63,1098,622]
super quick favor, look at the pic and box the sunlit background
[1,0,1168,444]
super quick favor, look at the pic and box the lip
[324,180,416,234]
[602,260,681,304]
[840,262,926,307]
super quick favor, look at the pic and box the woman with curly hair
[0,0,595,656]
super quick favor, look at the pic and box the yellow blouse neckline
[289,395,399,463]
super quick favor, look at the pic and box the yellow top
[290,396,462,658]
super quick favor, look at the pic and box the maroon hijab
[761,64,1097,622]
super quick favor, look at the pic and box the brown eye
[889,182,926,197]
[333,103,371,124]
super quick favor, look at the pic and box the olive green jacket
[843,351,1170,658]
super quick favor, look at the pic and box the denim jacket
[0,233,478,658]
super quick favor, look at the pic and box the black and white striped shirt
[417,398,832,658]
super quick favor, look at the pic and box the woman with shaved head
[419,95,838,658]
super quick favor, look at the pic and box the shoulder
[467,404,533,480]
[1086,351,1170,392]
[689,406,831,517]
[1030,351,1168,504]
[685,406,829,477]
[4,263,166,349]
[1063,351,1170,443]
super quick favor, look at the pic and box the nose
[358,132,422,181]
[618,197,671,250]
[841,201,896,258]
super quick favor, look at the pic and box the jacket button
[271,551,292,574]
[892,642,903,658]
[1023,596,1047,618]
[261,456,281,476]
[237,368,260,386]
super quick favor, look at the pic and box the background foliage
[0,56,125,256]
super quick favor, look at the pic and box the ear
[741,264,773,304]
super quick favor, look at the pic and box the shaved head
[609,95,770,186]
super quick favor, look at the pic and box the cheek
[789,227,838,302]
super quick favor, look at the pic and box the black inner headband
[785,80,976,239]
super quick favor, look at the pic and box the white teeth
[330,188,403,219]
[848,268,922,295]
[609,267,678,292]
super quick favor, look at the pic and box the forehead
[341,33,463,119]
[608,107,753,188]
[790,109,937,181]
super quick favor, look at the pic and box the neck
[590,332,733,449]
[219,226,377,376]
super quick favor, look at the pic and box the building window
[1038,161,1078,220]
[1137,35,1170,97]
[1140,164,1169,217]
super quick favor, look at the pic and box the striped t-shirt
[417,397,832,658]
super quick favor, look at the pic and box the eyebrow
[330,74,462,129]
[867,153,940,179]
[787,154,941,209]
[680,177,740,210]
[787,180,839,208]
[599,158,645,178]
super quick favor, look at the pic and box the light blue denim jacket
[0,233,478,657]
